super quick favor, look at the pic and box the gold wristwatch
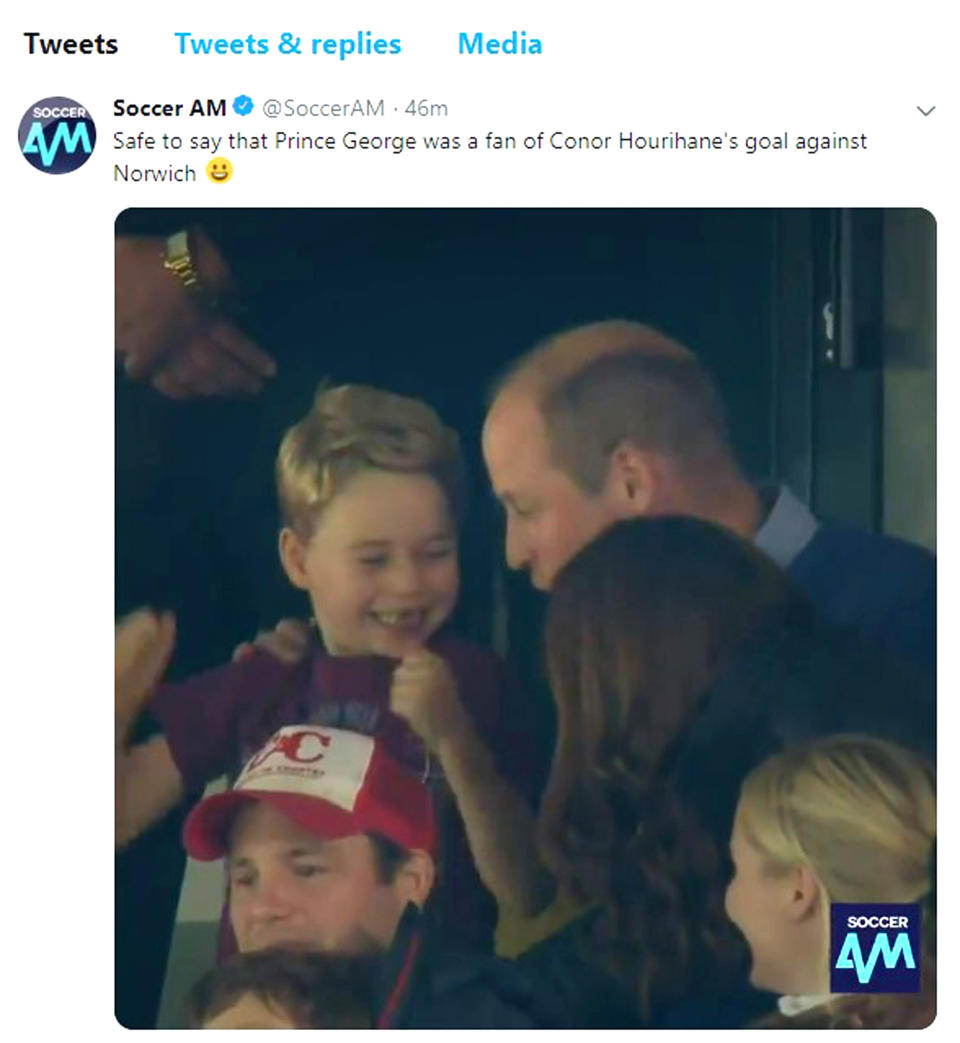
[163,229,203,290]
[162,228,234,313]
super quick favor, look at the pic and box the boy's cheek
[439,562,461,600]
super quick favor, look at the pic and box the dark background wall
[115,208,934,1026]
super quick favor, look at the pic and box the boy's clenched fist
[390,649,469,752]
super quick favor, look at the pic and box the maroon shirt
[150,633,538,952]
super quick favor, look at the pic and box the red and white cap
[183,726,436,861]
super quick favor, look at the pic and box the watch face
[164,230,190,261]
[163,232,197,285]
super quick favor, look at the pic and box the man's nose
[246,877,295,922]
[504,517,530,571]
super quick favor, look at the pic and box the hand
[232,618,314,665]
[115,228,276,399]
[116,608,176,749]
[390,650,469,752]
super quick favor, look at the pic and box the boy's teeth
[377,610,422,626]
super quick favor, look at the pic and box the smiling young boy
[116,384,550,951]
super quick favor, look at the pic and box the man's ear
[606,442,657,516]
[278,527,311,590]
[786,862,823,924]
[394,850,436,909]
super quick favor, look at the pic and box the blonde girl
[726,734,935,1028]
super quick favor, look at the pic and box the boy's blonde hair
[737,734,935,985]
[276,383,466,538]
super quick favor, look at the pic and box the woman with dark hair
[532,516,933,1027]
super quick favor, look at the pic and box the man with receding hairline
[483,321,766,592]
[492,319,693,394]
[482,319,934,673]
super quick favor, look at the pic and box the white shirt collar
[777,994,832,1018]
[754,484,820,569]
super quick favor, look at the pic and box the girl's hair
[186,949,377,1028]
[739,733,936,1026]
[537,515,811,1019]
[276,383,466,537]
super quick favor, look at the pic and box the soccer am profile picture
[19,96,96,173]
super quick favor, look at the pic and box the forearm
[115,736,185,849]
[436,723,555,916]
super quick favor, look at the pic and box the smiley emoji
[206,156,234,183]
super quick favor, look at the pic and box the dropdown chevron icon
[917,106,936,116]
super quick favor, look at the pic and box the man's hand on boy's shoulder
[233,618,314,665]
[390,649,470,753]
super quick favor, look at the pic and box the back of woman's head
[740,735,935,1028]
[538,516,810,1018]
[739,733,935,941]
[186,949,377,1028]
[541,517,808,845]
[543,517,807,778]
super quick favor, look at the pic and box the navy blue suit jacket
[788,523,936,677]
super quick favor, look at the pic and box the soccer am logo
[19,96,96,173]
[831,903,922,993]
